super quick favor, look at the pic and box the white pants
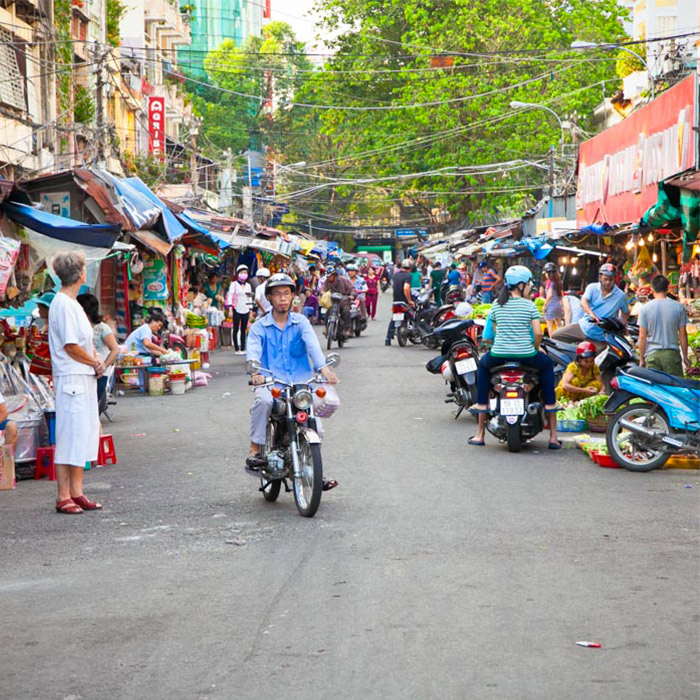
[54,374,99,467]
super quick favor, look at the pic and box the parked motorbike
[483,361,547,452]
[543,317,636,386]
[425,317,480,418]
[350,297,368,337]
[325,293,348,350]
[604,366,700,471]
[394,288,441,347]
[247,354,340,517]
[441,279,464,306]
[161,329,188,360]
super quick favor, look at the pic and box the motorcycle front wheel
[396,323,408,347]
[606,403,671,471]
[326,320,335,350]
[294,437,323,517]
[506,422,522,452]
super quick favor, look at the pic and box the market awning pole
[548,146,555,217]
[661,239,667,276]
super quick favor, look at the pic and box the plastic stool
[97,434,117,466]
[34,446,57,480]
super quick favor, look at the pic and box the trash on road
[576,641,602,648]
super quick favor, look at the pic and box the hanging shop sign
[142,259,169,301]
[577,74,698,227]
[148,96,166,160]
[0,238,21,297]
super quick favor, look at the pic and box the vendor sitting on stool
[124,311,168,357]
[0,389,18,451]
[555,341,604,402]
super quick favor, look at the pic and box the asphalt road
[1,295,699,700]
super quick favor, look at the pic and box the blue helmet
[504,265,533,287]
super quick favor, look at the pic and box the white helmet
[257,267,271,278]
[236,264,249,273]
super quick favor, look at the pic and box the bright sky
[270,0,322,49]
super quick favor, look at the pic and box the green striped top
[488,297,540,357]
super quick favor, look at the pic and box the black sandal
[322,479,338,491]
[245,454,267,471]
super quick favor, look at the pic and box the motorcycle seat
[542,337,578,354]
[434,318,472,336]
[624,366,700,391]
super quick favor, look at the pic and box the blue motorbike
[604,366,700,471]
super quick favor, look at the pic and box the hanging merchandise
[0,238,21,297]
[142,259,169,302]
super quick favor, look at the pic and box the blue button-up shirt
[246,312,326,384]
[579,282,629,341]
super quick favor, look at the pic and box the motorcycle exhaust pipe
[527,402,541,416]
[618,419,658,439]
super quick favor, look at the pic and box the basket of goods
[577,395,610,432]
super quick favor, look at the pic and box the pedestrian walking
[637,275,689,376]
[48,251,103,514]
[227,264,254,355]
[430,262,444,305]
[541,262,564,336]
[385,259,413,345]
[365,267,379,319]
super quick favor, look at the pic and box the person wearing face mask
[226,264,254,355]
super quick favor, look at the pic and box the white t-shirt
[255,282,271,313]
[48,292,95,377]
[227,281,254,314]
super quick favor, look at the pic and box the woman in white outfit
[48,252,104,514]
[226,264,254,355]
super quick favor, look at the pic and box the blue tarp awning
[124,176,187,242]
[176,210,231,249]
[1,202,120,248]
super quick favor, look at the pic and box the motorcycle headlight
[293,388,313,410]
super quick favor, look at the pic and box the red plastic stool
[97,434,118,466]
[34,446,57,481]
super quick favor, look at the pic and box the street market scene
[0,0,699,698]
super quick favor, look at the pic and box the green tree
[290,0,630,229]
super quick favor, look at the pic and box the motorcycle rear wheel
[396,324,408,347]
[506,423,522,452]
[294,437,323,517]
[606,403,671,471]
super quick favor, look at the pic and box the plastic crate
[557,418,587,432]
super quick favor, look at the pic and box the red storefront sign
[576,74,698,226]
[148,96,165,160]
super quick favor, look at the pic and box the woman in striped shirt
[469,265,560,448]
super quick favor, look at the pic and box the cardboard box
[0,446,16,490]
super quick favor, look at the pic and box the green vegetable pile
[468,303,492,319]
[535,297,546,312]
[575,394,610,421]
[186,312,207,328]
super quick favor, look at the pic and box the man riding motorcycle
[552,263,629,351]
[245,273,339,489]
[347,264,368,322]
[322,266,355,338]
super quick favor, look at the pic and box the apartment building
[0,0,55,179]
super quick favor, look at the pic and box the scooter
[350,297,368,337]
[483,361,547,452]
[394,289,438,347]
[425,317,480,418]
[543,317,636,386]
[604,366,700,471]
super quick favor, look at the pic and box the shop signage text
[576,74,697,226]
[148,97,166,160]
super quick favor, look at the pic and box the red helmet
[576,341,597,358]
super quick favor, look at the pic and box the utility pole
[548,145,555,218]
[95,45,106,168]
[190,118,200,201]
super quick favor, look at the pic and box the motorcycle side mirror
[246,359,262,375]
[326,353,341,368]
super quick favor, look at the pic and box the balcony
[145,0,191,46]
[14,0,50,24]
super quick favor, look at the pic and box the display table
[115,359,198,393]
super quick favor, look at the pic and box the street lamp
[509,101,565,216]
[570,40,655,99]
[509,101,565,146]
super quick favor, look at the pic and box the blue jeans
[481,290,494,304]
[477,351,556,406]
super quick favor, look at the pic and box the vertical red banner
[148,96,166,161]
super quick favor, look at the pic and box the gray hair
[53,251,86,286]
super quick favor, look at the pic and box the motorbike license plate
[393,313,405,321]
[501,398,525,416]
[455,357,477,374]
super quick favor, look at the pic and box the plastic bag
[313,384,341,418]
[319,291,332,309]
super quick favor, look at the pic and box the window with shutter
[0,28,25,111]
